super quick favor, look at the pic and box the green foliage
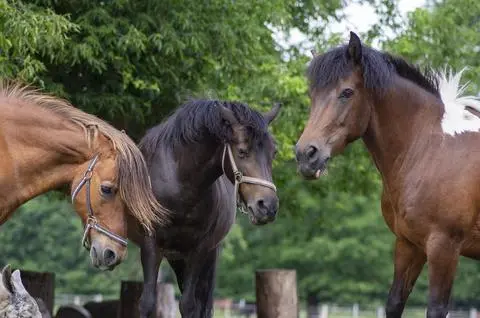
[385,0,480,92]
[0,0,78,82]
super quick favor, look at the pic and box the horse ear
[10,270,29,296]
[347,31,362,65]
[219,105,239,126]
[0,265,12,296]
[263,102,282,125]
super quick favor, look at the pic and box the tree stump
[255,269,298,318]
[19,269,55,316]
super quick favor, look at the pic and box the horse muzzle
[295,143,330,180]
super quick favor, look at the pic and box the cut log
[255,269,298,318]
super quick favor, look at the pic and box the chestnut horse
[131,100,280,318]
[296,32,480,318]
[0,82,169,270]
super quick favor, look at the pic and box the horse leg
[176,249,218,318]
[139,234,163,318]
[168,258,186,293]
[193,247,218,317]
[385,238,426,318]
[425,234,460,318]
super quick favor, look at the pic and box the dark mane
[307,44,440,97]
[139,99,269,158]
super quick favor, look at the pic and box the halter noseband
[71,155,128,249]
[221,144,277,214]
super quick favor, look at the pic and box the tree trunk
[255,269,298,318]
[20,269,55,316]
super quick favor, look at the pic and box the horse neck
[174,138,225,193]
[0,102,96,214]
[362,76,443,183]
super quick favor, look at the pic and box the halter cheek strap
[71,155,128,249]
[221,144,277,214]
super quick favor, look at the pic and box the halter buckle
[82,217,97,249]
[234,170,243,182]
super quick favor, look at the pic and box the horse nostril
[306,145,318,159]
[103,248,117,266]
[256,198,278,218]
[257,199,265,209]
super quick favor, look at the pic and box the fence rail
[54,294,479,318]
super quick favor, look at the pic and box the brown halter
[71,155,128,249]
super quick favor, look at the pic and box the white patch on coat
[439,68,480,136]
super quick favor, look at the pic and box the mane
[140,99,269,158]
[0,81,170,231]
[307,44,440,97]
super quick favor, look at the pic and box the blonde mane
[0,81,170,231]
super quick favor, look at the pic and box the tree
[0,0,77,82]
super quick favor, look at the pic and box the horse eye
[238,149,249,159]
[339,88,354,99]
[100,185,113,196]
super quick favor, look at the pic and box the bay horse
[0,82,169,270]
[295,31,480,318]
[131,100,280,318]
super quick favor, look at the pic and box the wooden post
[255,269,298,318]
[19,269,55,316]
[119,281,143,318]
[119,281,177,318]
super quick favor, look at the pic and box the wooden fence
[19,268,480,318]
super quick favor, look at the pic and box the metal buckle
[81,217,97,249]
[234,171,243,182]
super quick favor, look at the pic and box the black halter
[71,155,128,249]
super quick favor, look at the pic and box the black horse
[128,100,281,318]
